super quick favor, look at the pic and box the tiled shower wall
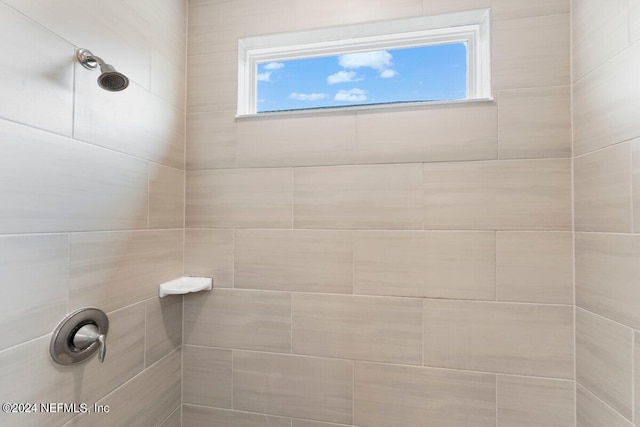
[572,0,640,426]
[0,1,186,426]
[183,0,574,426]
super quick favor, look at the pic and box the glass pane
[256,42,467,113]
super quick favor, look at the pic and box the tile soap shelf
[159,276,212,298]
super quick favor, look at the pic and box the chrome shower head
[77,48,129,92]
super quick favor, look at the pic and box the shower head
[76,48,129,92]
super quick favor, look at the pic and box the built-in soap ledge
[159,276,212,298]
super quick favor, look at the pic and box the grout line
[577,382,634,424]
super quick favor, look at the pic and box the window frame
[237,9,492,117]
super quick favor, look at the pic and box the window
[237,9,491,116]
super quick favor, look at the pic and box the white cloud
[338,51,393,71]
[380,69,398,78]
[326,70,363,85]
[264,62,285,70]
[289,92,329,101]
[257,72,271,82]
[334,88,367,102]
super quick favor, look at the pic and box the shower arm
[77,48,106,70]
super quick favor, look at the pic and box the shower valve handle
[71,323,107,363]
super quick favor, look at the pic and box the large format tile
[187,51,237,113]
[0,119,148,234]
[159,407,181,427]
[186,168,293,229]
[149,165,185,229]
[635,331,640,422]
[145,296,182,367]
[423,159,572,230]
[354,231,495,300]
[234,351,353,424]
[576,232,640,329]
[421,0,569,21]
[574,143,632,233]
[293,421,355,427]
[187,111,237,170]
[0,234,68,351]
[356,104,497,164]
[69,230,183,312]
[184,229,234,288]
[354,362,496,427]
[423,300,574,378]
[572,0,628,80]
[3,0,152,88]
[183,406,291,427]
[576,309,633,419]
[493,14,570,90]
[237,114,356,167]
[0,3,73,136]
[497,376,574,427]
[576,384,634,427]
[573,42,640,155]
[235,230,353,294]
[292,294,422,364]
[632,140,640,231]
[497,86,571,159]
[184,289,291,352]
[631,0,640,44]
[68,349,181,427]
[75,68,185,168]
[496,232,573,304]
[183,345,232,408]
[295,0,421,29]
[294,164,423,229]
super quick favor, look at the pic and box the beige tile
[635,331,640,422]
[293,421,354,427]
[497,86,571,159]
[0,234,68,351]
[354,231,495,300]
[187,111,237,170]
[423,300,573,378]
[354,362,496,427]
[633,140,640,231]
[183,406,291,427]
[237,114,356,167]
[189,0,295,55]
[0,3,73,136]
[497,376,574,427]
[235,230,353,294]
[234,351,353,424]
[183,345,232,408]
[74,68,185,168]
[149,165,185,229]
[68,349,181,427]
[573,42,640,155]
[145,296,182,367]
[356,104,497,164]
[423,159,572,230]
[493,14,570,89]
[159,407,181,427]
[0,336,75,427]
[294,164,423,229]
[292,294,422,364]
[187,51,237,113]
[422,0,569,21]
[496,232,573,304]
[184,229,234,288]
[577,384,634,427]
[575,143,632,233]
[186,168,293,228]
[69,230,183,313]
[572,0,628,80]
[576,232,640,330]
[3,0,152,88]
[576,308,633,419]
[295,0,421,29]
[184,289,291,352]
[0,119,148,234]
[631,0,640,43]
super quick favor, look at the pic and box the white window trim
[237,9,492,117]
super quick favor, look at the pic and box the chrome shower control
[50,308,109,366]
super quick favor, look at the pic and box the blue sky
[256,42,468,112]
